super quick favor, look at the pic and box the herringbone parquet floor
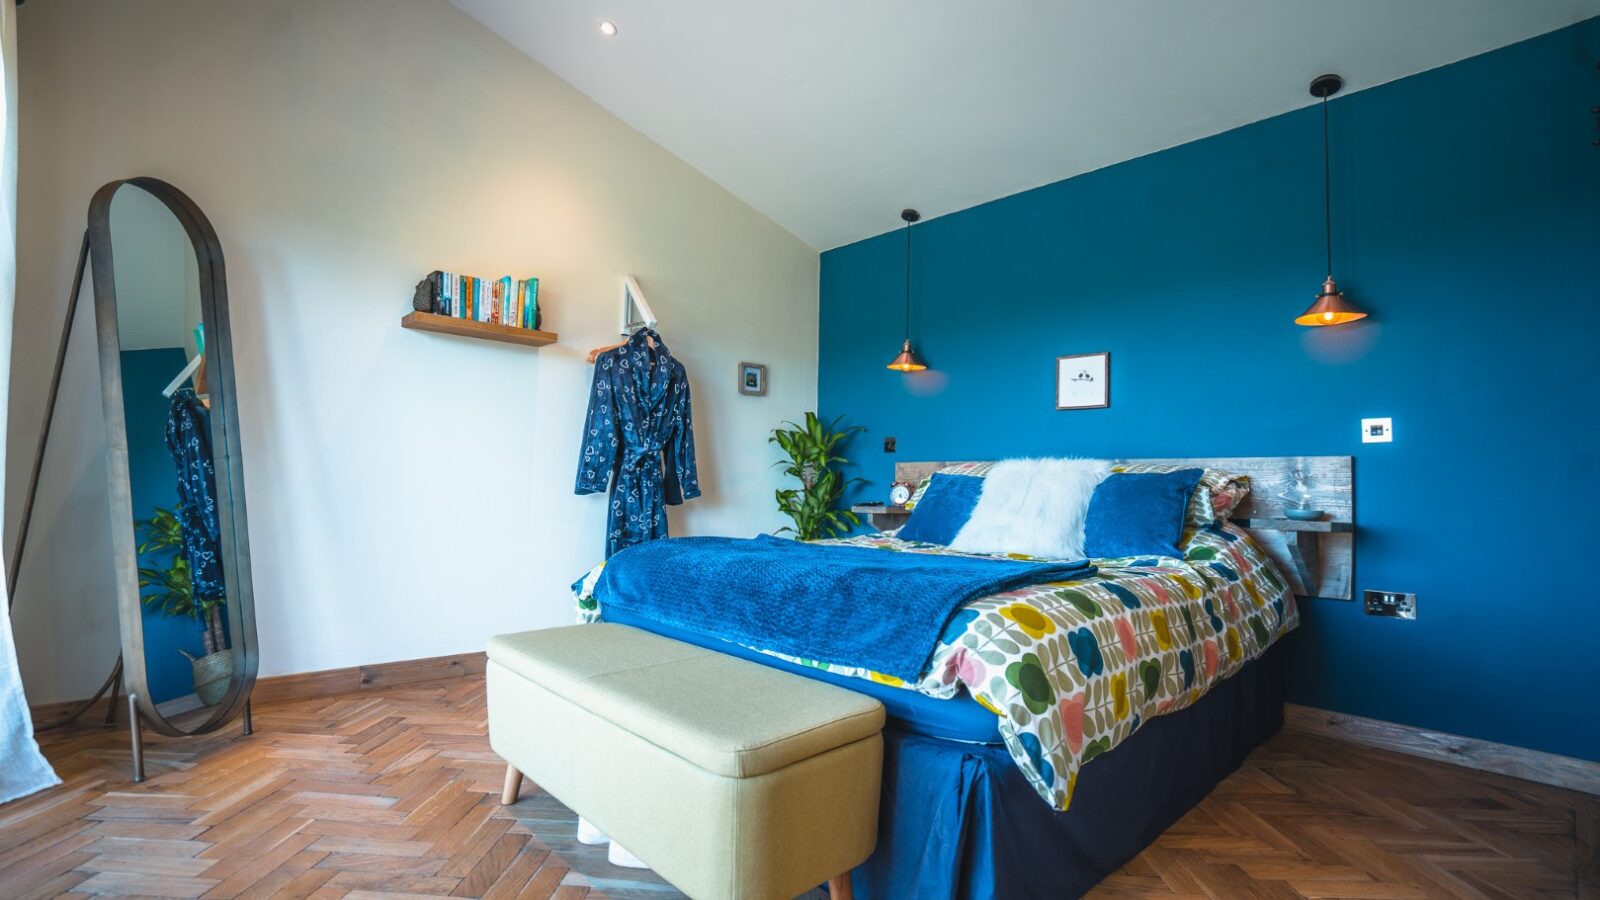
[3,676,1592,899]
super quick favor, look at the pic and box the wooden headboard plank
[893,457,1354,600]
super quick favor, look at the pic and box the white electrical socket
[1361,417,1393,443]
[1364,590,1416,619]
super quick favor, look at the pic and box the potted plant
[136,508,230,706]
[769,412,866,540]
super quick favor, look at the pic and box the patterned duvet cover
[574,523,1296,810]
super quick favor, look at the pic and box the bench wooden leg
[501,762,523,805]
[827,873,853,900]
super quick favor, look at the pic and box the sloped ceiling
[450,0,1600,249]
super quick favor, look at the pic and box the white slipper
[576,817,609,846]
[607,840,650,869]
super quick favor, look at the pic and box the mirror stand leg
[105,666,122,726]
[128,693,144,783]
[242,700,252,736]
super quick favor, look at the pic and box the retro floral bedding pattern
[574,523,1296,810]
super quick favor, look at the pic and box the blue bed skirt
[853,641,1286,899]
[600,609,1284,898]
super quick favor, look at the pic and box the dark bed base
[852,641,1287,900]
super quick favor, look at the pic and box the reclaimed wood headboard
[894,456,1354,601]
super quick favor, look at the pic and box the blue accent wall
[123,348,207,705]
[819,20,1600,761]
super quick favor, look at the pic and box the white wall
[108,186,200,353]
[9,0,819,702]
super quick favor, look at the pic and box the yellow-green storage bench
[488,624,884,900]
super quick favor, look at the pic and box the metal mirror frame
[87,177,258,738]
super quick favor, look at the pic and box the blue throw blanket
[589,534,1096,682]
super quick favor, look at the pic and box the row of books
[412,271,541,329]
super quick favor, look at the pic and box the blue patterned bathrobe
[166,388,225,602]
[575,329,700,556]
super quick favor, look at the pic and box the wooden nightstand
[851,504,911,532]
[1231,517,1354,598]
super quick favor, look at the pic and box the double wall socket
[1364,590,1416,619]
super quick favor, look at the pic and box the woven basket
[181,648,234,706]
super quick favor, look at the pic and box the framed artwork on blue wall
[1056,352,1109,410]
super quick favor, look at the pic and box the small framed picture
[738,362,767,396]
[1056,352,1110,410]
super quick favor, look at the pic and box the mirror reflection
[109,186,232,715]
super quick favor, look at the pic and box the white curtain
[0,0,61,805]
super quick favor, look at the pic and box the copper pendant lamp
[887,209,928,371]
[1296,74,1367,327]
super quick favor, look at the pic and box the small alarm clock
[888,481,915,507]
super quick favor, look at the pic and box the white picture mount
[620,275,657,336]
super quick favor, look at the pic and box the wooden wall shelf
[1231,517,1353,533]
[401,311,559,348]
[852,504,911,532]
[1232,517,1353,598]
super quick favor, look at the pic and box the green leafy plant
[770,412,865,540]
[136,507,226,655]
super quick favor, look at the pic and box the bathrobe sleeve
[662,364,701,505]
[575,356,620,495]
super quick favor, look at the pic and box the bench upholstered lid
[488,624,885,778]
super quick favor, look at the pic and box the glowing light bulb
[1323,311,1335,322]
[598,20,618,36]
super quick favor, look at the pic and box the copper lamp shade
[1296,276,1367,327]
[886,339,927,372]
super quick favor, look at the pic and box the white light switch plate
[1361,417,1393,443]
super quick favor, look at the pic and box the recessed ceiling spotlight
[598,20,618,37]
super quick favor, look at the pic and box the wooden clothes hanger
[586,340,627,364]
[585,332,657,364]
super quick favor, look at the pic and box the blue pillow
[897,473,983,545]
[1083,469,1204,559]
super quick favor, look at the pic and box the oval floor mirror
[87,177,257,777]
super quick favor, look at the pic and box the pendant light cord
[1322,93,1333,278]
[903,219,912,342]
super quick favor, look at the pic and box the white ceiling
[450,0,1599,250]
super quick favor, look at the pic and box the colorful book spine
[427,271,542,329]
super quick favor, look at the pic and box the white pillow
[949,458,1111,559]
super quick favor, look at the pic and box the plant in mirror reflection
[136,507,226,655]
[769,412,865,541]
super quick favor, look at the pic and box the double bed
[574,456,1353,898]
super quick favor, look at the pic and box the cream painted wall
[110,187,201,353]
[9,0,819,702]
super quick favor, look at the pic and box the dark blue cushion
[1084,469,1204,559]
[897,473,984,545]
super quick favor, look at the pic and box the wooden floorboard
[7,676,1589,899]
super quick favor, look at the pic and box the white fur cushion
[948,458,1111,559]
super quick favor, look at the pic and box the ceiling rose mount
[1309,73,1344,99]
